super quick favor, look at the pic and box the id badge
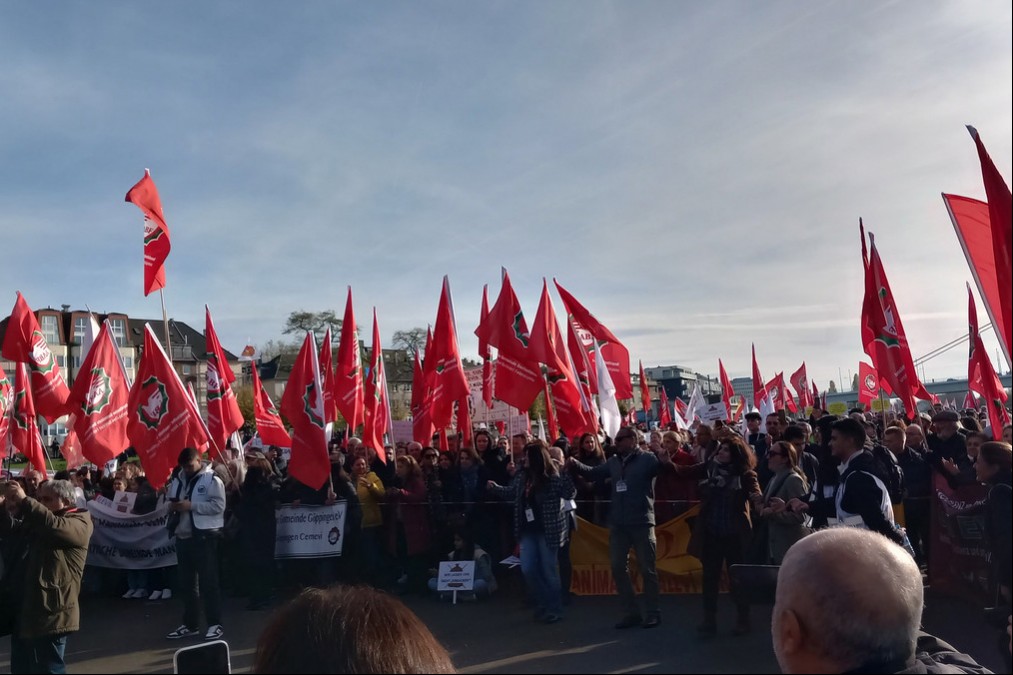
[525,508,535,522]
[616,480,628,493]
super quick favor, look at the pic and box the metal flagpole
[159,289,173,365]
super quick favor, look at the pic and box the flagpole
[159,288,173,365]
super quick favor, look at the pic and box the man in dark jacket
[2,478,93,674]
[773,528,990,674]
[570,429,674,629]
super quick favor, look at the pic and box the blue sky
[1,1,1010,390]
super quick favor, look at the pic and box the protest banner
[464,366,529,430]
[928,474,991,602]
[274,502,347,559]
[570,507,712,595]
[86,496,176,569]
[697,402,729,423]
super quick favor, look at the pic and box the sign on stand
[436,560,475,605]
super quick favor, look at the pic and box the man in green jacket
[2,478,93,674]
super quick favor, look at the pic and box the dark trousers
[904,498,931,566]
[177,535,222,629]
[609,524,660,618]
[700,531,747,618]
[558,536,572,599]
[10,633,67,674]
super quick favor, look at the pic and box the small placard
[437,560,475,592]
[113,490,137,513]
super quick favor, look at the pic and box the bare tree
[392,327,427,357]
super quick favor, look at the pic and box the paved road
[0,576,1006,673]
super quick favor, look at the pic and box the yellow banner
[827,402,849,415]
[570,508,706,595]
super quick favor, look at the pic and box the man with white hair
[2,478,93,673]
[772,528,989,673]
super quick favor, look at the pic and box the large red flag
[411,350,434,445]
[944,194,1009,366]
[60,425,87,470]
[658,387,672,427]
[967,126,1012,364]
[568,318,599,434]
[789,362,810,408]
[529,281,591,437]
[638,360,651,416]
[0,365,13,453]
[251,363,291,448]
[751,344,767,409]
[858,361,880,407]
[554,280,632,399]
[719,359,736,420]
[334,287,364,432]
[362,311,390,458]
[2,292,71,423]
[12,363,48,478]
[65,322,129,466]
[479,285,494,410]
[427,277,471,429]
[205,306,244,460]
[280,333,330,488]
[967,285,1011,439]
[318,328,338,425]
[124,169,171,297]
[474,271,542,410]
[765,373,785,412]
[127,325,208,489]
[860,225,930,414]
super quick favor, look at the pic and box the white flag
[80,311,102,362]
[595,341,622,440]
[685,384,703,423]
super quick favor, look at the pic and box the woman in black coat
[238,455,280,610]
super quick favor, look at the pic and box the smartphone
[173,640,231,674]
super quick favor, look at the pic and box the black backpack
[870,444,906,504]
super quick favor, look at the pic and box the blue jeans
[519,532,562,616]
[10,633,67,674]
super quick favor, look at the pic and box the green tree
[283,310,342,342]
[235,384,255,426]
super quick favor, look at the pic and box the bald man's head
[772,529,922,674]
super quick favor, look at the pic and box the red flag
[789,362,810,408]
[427,277,471,429]
[674,396,688,419]
[205,306,244,461]
[719,359,735,420]
[967,285,1011,439]
[2,292,71,423]
[811,380,820,411]
[411,350,434,445]
[568,320,599,434]
[334,287,364,431]
[361,311,390,459]
[963,391,977,410]
[944,194,1009,366]
[529,281,591,437]
[638,360,651,416]
[474,270,542,410]
[60,424,86,470]
[765,373,785,412]
[457,398,473,447]
[127,325,208,489]
[860,225,930,413]
[318,328,338,425]
[967,126,1012,364]
[280,332,330,488]
[65,322,129,466]
[124,169,171,296]
[251,362,291,448]
[12,363,48,478]
[479,285,494,410]
[541,378,559,442]
[554,280,632,399]
[820,391,827,411]
[0,365,13,453]
[658,387,672,427]
[858,361,880,407]
[784,386,799,414]
[751,344,767,409]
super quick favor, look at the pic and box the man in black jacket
[788,418,904,546]
[772,528,991,674]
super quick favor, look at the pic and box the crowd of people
[1,402,1010,673]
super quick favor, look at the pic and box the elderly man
[772,528,989,673]
[2,479,93,674]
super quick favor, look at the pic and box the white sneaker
[205,624,223,640]
[161,588,172,600]
[122,589,136,599]
[148,590,162,601]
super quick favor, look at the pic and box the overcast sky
[1,1,1010,390]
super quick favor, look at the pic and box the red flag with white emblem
[66,322,130,466]
[280,332,330,488]
[2,292,71,423]
[124,169,171,297]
